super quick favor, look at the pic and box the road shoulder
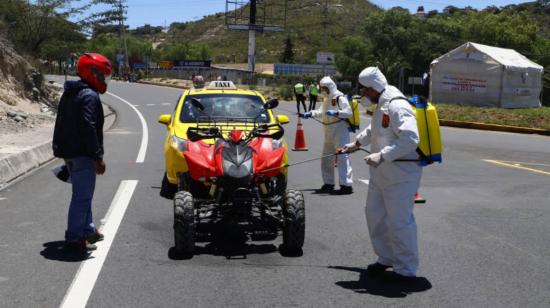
[0,103,116,189]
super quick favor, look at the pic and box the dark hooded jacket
[53,80,104,161]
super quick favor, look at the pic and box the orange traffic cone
[292,117,308,151]
[414,192,426,204]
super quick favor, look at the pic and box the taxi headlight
[170,135,188,152]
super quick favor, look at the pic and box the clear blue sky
[105,0,529,29]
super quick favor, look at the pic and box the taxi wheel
[160,173,177,199]
[174,191,195,257]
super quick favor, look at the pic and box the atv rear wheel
[174,191,195,256]
[281,190,305,256]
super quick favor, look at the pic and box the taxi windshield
[179,94,270,123]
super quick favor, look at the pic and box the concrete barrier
[0,141,54,187]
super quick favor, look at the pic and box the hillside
[164,0,380,63]
[502,2,550,38]
[0,34,59,135]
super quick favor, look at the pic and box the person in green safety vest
[294,82,307,114]
[308,81,319,111]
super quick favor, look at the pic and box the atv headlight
[272,139,284,149]
[170,135,188,152]
[223,159,252,179]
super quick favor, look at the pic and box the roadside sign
[159,61,174,68]
[132,63,147,69]
[317,52,335,64]
[408,77,424,86]
[174,60,211,67]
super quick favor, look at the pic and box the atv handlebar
[249,123,284,140]
[187,127,223,141]
[186,123,284,143]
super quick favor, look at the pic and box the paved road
[1,78,549,307]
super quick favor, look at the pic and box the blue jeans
[64,157,97,242]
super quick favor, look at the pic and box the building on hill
[415,6,426,19]
[430,42,544,108]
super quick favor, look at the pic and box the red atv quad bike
[173,99,305,257]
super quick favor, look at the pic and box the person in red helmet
[53,52,112,252]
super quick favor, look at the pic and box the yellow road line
[483,159,550,176]
[494,160,550,168]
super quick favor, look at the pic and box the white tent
[430,42,544,108]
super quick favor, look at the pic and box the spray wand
[259,148,419,174]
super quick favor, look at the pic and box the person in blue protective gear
[301,76,353,195]
[341,67,422,283]
[53,53,111,252]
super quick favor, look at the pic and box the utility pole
[322,0,328,75]
[118,0,129,78]
[247,0,257,73]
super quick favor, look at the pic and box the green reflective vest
[310,84,318,96]
[294,83,305,95]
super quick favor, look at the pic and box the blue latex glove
[302,111,312,118]
[326,110,339,117]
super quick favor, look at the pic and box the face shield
[104,74,112,85]
[360,96,372,107]
[96,72,111,86]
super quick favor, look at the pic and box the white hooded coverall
[311,77,353,187]
[356,81,422,277]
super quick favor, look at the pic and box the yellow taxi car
[158,80,290,199]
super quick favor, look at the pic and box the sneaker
[366,262,392,277]
[331,185,353,195]
[383,271,416,284]
[86,231,104,244]
[65,239,97,252]
[315,184,334,193]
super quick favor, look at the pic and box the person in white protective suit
[341,67,422,283]
[300,76,353,195]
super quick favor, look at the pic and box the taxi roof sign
[206,81,238,90]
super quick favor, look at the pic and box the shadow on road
[40,241,92,262]
[329,266,432,298]
[300,188,333,195]
[168,224,279,260]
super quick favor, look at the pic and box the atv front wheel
[281,190,305,255]
[174,191,195,256]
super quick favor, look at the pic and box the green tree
[279,35,294,63]
[335,36,373,84]
[0,0,86,55]
[84,33,119,61]
[157,42,192,61]
[39,17,86,63]
[360,7,544,85]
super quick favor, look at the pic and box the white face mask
[360,96,371,107]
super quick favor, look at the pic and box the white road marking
[162,103,171,106]
[59,180,138,308]
[146,104,156,107]
[0,197,6,201]
[106,92,149,163]
[359,179,370,186]
[133,104,140,107]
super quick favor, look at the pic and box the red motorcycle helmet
[77,53,112,94]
